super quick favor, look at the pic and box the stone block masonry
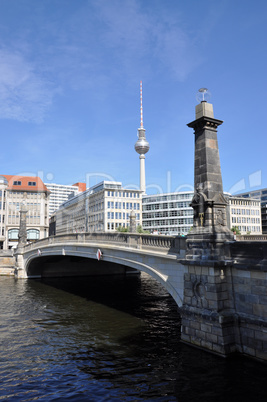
[0,254,16,275]
[231,266,267,360]
[181,263,238,356]
[181,260,267,361]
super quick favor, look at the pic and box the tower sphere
[135,129,150,155]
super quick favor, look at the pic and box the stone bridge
[15,232,187,308]
[14,232,267,361]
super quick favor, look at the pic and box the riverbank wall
[0,251,15,276]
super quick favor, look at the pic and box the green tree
[116,226,129,232]
[231,226,241,235]
[137,224,150,234]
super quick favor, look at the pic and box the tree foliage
[116,226,129,232]
[137,224,150,234]
[231,226,241,235]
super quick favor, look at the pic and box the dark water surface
[0,273,266,401]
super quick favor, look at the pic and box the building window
[27,229,40,240]
[13,181,21,185]
[28,182,36,186]
[8,229,19,240]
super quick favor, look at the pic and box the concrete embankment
[0,252,15,276]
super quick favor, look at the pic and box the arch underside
[25,246,184,307]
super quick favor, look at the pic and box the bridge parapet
[236,235,267,241]
[23,232,186,255]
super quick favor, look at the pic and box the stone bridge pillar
[14,201,28,278]
[180,91,236,356]
[181,263,238,356]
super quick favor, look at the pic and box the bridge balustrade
[23,232,185,255]
[236,235,267,241]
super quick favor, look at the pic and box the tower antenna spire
[140,80,143,128]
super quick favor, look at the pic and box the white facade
[54,181,143,235]
[142,191,194,235]
[0,175,50,249]
[236,188,267,234]
[0,177,8,249]
[45,183,81,217]
[226,196,262,235]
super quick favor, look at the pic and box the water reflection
[0,274,266,401]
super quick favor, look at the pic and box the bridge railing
[23,232,186,255]
[236,235,267,241]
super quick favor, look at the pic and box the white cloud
[0,1,211,122]
[92,0,203,81]
[0,48,58,122]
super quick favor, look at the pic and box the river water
[0,273,266,401]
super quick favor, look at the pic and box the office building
[45,182,86,217]
[235,188,267,234]
[53,181,142,235]
[142,191,194,235]
[226,195,262,235]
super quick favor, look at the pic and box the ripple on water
[0,275,266,401]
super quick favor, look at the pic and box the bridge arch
[24,244,185,308]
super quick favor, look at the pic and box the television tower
[135,81,150,194]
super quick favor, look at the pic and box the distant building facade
[0,175,50,249]
[45,182,86,217]
[235,188,267,234]
[142,191,194,235]
[226,195,262,235]
[53,181,142,235]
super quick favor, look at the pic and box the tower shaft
[139,154,146,193]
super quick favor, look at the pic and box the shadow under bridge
[23,233,187,308]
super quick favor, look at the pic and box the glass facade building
[142,191,194,235]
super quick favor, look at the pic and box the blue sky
[0,0,266,195]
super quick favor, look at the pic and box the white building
[0,175,50,249]
[45,182,86,217]
[142,191,194,235]
[53,181,143,235]
[235,188,267,234]
[226,195,262,235]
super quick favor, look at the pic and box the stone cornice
[187,116,223,132]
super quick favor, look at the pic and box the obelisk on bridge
[186,89,233,260]
[14,193,28,278]
[17,193,28,249]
